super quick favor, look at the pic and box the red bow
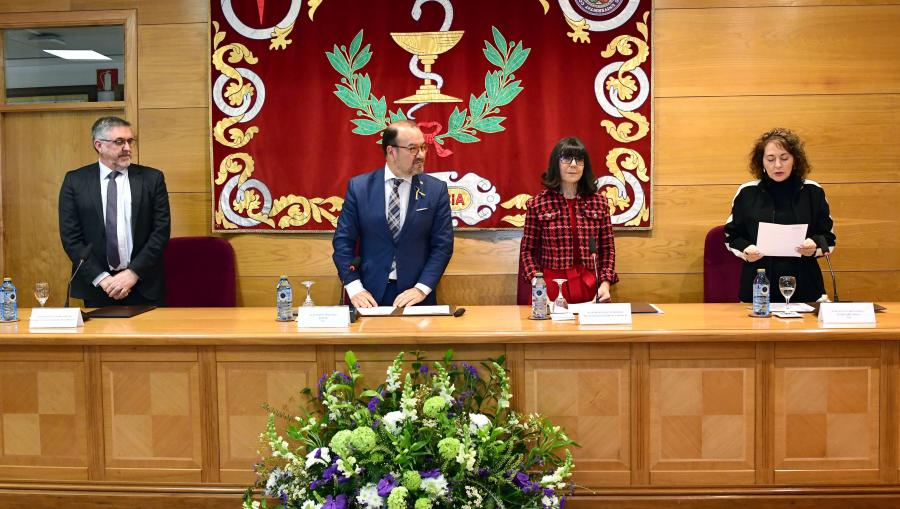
[417,121,452,157]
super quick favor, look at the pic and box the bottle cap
[535,272,543,277]
[2,277,9,282]
[756,268,765,273]
[279,275,287,279]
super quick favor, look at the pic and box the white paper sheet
[401,305,451,316]
[355,306,396,316]
[756,222,808,257]
[770,302,815,313]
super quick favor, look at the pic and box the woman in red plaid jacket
[519,137,618,303]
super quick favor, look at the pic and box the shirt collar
[384,164,412,184]
[99,160,128,180]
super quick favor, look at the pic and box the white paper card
[29,308,83,328]
[757,222,807,257]
[297,306,350,328]
[402,305,450,316]
[578,303,632,325]
[818,302,876,325]
[355,306,396,316]
[770,302,816,313]
[550,312,575,321]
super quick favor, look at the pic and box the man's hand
[350,290,378,308]
[393,288,426,308]
[743,244,763,262]
[596,281,612,303]
[100,269,139,300]
[796,238,818,257]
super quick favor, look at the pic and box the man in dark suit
[58,116,171,307]
[333,121,453,307]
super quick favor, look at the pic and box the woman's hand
[743,244,763,262]
[796,238,818,257]
[596,281,612,303]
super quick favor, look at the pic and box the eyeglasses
[560,156,585,167]
[98,138,137,147]
[390,144,428,157]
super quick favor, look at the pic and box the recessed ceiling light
[43,49,110,60]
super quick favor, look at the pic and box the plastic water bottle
[275,276,293,321]
[531,272,548,319]
[0,278,18,322]
[752,269,770,317]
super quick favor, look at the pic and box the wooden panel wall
[1,1,899,306]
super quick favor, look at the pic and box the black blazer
[58,162,171,302]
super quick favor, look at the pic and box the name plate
[297,306,350,328]
[29,308,83,328]
[578,303,632,325]
[818,302,876,325]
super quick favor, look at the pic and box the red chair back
[703,225,743,303]
[163,236,237,307]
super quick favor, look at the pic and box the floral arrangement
[243,350,576,509]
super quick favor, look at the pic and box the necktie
[106,171,120,268]
[387,178,403,240]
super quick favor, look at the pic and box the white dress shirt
[92,161,133,286]
[345,165,432,300]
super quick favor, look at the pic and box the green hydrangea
[414,498,432,509]
[402,470,422,491]
[437,437,460,461]
[387,486,409,509]
[350,426,377,453]
[329,429,353,458]
[422,396,446,418]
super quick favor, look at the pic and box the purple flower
[419,365,430,375]
[377,473,397,497]
[461,362,478,378]
[420,469,441,478]
[368,395,381,413]
[322,494,347,509]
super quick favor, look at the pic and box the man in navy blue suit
[332,121,453,307]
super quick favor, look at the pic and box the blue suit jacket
[332,168,453,305]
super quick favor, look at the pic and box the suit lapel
[88,163,104,224]
[371,168,393,242]
[398,174,420,242]
[129,165,143,231]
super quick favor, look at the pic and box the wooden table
[1,304,899,508]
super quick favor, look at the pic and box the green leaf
[448,107,467,133]
[473,116,506,133]
[493,81,523,107]
[389,109,407,122]
[468,93,486,118]
[345,350,357,368]
[371,96,387,123]
[449,131,480,143]
[325,47,351,77]
[327,383,353,394]
[444,349,454,364]
[506,45,531,74]
[359,389,380,398]
[357,74,372,104]
[333,85,361,109]
[482,43,504,69]
[484,71,500,100]
[491,27,508,57]
[351,118,384,135]
[352,45,372,72]
[349,30,364,59]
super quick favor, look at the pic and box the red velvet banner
[211,0,652,232]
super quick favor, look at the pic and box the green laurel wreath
[326,27,530,145]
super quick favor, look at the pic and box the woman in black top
[724,128,836,303]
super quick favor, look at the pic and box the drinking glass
[552,279,568,311]
[34,282,49,307]
[301,280,315,307]
[779,276,796,312]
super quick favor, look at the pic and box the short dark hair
[541,136,598,195]
[91,116,131,143]
[381,120,418,156]
[749,127,811,181]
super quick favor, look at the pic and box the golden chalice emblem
[390,30,464,104]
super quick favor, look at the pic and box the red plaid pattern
[520,189,618,284]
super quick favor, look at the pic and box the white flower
[456,446,477,472]
[383,411,405,434]
[242,500,261,509]
[420,475,448,498]
[305,447,331,469]
[336,456,361,477]
[542,494,561,509]
[400,394,419,421]
[264,467,282,496]
[356,483,385,508]
[300,501,322,509]
[385,356,403,392]
[468,413,491,433]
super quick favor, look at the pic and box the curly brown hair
[748,128,811,181]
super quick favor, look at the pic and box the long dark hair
[541,137,598,195]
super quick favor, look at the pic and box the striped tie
[387,178,403,240]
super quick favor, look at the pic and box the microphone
[65,243,93,308]
[589,238,601,303]
[823,251,839,303]
[339,257,362,306]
